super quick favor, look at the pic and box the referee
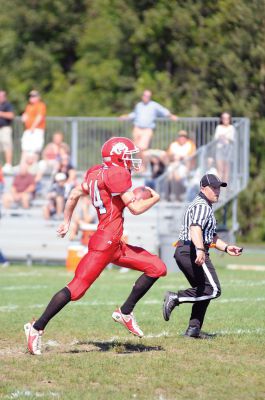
[163,174,243,339]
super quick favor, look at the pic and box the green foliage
[0,0,264,240]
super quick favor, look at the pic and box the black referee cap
[200,174,227,188]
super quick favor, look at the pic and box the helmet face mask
[102,137,142,170]
[122,150,142,170]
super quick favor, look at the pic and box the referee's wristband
[224,245,228,253]
[196,247,205,252]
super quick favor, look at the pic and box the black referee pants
[174,244,221,330]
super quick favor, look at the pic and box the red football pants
[67,239,167,301]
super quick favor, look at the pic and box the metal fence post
[232,196,239,233]
[71,119,78,168]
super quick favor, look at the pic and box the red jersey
[82,164,132,239]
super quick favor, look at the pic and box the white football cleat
[24,321,43,355]
[112,308,144,338]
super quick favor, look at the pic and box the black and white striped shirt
[179,193,217,244]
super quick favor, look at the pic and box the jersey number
[90,180,106,215]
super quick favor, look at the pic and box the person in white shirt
[214,112,236,183]
[166,130,196,201]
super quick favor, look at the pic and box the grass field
[1,251,265,400]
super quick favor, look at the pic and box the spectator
[43,172,67,220]
[13,153,43,194]
[214,112,236,183]
[185,157,218,202]
[0,90,15,173]
[144,149,168,190]
[2,163,36,209]
[21,90,46,162]
[53,152,77,197]
[39,131,70,175]
[0,250,9,267]
[167,130,196,201]
[69,197,97,241]
[120,90,178,153]
[167,130,196,164]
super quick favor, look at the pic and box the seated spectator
[167,130,196,164]
[39,131,70,175]
[2,164,36,209]
[167,131,196,201]
[185,157,218,202]
[43,172,67,220]
[214,112,235,182]
[13,153,44,195]
[167,161,189,201]
[52,152,77,197]
[69,197,97,241]
[144,149,168,190]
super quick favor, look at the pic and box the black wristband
[196,247,205,252]
[224,245,228,253]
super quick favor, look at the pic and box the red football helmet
[101,137,142,170]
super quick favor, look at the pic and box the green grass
[1,252,265,400]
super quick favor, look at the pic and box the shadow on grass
[65,340,164,354]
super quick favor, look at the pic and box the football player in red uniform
[24,137,167,355]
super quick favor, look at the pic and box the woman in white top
[214,112,236,183]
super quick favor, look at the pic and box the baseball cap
[200,174,227,188]
[178,130,188,137]
[29,90,40,97]
[55,172,67,182]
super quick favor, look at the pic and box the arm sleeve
[81,165,102,195]
[214,125,221,139]
[155,103,171,118]
[128,112,136,119]
[105,167,132,194]
[190,205,210,229]
[81,170,89,195]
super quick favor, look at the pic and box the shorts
[132,126,153,151]
[0,126,12,151]
[21,129,45,153]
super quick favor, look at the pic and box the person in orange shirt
[21,90,46,162]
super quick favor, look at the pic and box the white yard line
[1,285,48,291]
[1,271,43,277]
[162,280,265,288]
[144,331,170,338]
[0,305,19,312]
[6,390,60,399]
[227,264,265,271]
[1,296,265,313]
[216,328,265,335]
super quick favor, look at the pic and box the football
[133,186,152,200]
